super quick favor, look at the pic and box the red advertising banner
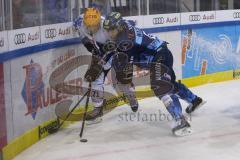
[0,63,7,149]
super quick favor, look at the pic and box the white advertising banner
[6,46,83,140]
[216,9,240,22]
[181,11,216,25]
[151,31,182,79]
[8,27,40,51]
[166,31,182,79]
[143,13,181,28]
[40,22,74,44]
[124,16,144,28]
[4,61,14,142]
[0,31,8,54]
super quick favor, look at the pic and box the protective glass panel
[42,0,71,25]
[12,0,41,29]
[200,0,215,11]
[0,0,3,31]
[234,0,240,9]
[110,0,140,16]
[180,0,196,12]
[149,0,179,14]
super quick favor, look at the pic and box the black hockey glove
[84,56,103,82]
[84,64,103,82]
[112,52,133,84]
[82,37,103,56]
[115,64,133,84]
[82,37,95,53]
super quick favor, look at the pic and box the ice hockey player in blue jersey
[73,8,139,123]
[103,12,205,136]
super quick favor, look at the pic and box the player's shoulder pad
[120,20,135,41]
[126,20,136,26]
[73,14,84,28]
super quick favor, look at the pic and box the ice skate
[172,117,192,137]
[131,103,139,112]
[123,92,139,112]
[85,106,103,125]
[186,97,206,114]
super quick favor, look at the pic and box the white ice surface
[14,80,240,160]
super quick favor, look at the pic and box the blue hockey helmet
[103,12,122,30]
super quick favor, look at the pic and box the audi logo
[189,15,201,22]
[45,29,57,39]
[153,17,164,25]
[233,12,240,19]
[0,38,4,47]
[14,33,26,45]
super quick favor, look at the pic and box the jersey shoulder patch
[73,15,84,29]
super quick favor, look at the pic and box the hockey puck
[80,139,88,143]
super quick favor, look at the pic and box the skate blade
[195,100,207,111]
[187,100,207,114]
[173,127,193,137]
[86,117,102,125]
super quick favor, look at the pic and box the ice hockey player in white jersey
[73,8,139,123]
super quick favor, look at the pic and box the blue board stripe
[0,38,81,63]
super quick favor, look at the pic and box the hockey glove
[82,37,95,53]
[113,53,133,84]
[84,64,103,82]
[84,55,103,82]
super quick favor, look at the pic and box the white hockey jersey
[73,15,112,70]
[73,15,110,44]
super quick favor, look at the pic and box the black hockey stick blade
[48,125,60,134]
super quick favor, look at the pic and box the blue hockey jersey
[114,20,166,68]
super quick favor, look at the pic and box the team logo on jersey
[103,40,117,52]
[109,12,121,19]
[21,60,44,119]
[118,40,133,51]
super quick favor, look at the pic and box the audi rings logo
[233,12,240,19]
[0,38,4,47]
[14,33,26,45]
[189,15,201,22]
[153,17,164,25]
[45,29,57,39]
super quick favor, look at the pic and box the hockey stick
[48,90,89,134]
[80,82,92,142]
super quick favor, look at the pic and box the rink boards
[1,10,240,160]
